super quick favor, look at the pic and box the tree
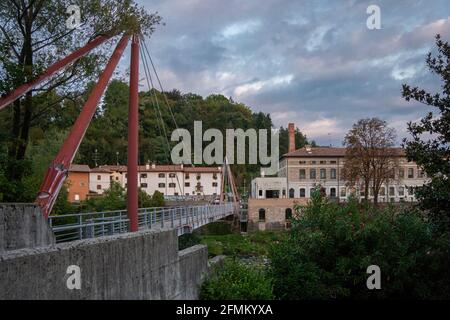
[0,0,161,189]
[269,190,450,299]
[343,118,398,204]
[402,34,450,234]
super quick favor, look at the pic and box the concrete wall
[0,204,55,253]
[0,227,208,300]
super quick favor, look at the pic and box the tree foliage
[0,0,161,191]
[269,190,450,299]
[402,34,450,234]
[343,118,398,204]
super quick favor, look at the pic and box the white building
[91,164,222,198]
[89,167,112,195]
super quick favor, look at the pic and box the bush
[200,259,274,300]
[269,190,450,300]
[178,232,202,250]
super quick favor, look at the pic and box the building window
[141,173,147,179]
[97,185,101,190]
[299,188,306,198]
[299,161,306,164]
[399,168,405,179]
[330,161,337,164]
[310,169,316,179]
[418,170,424,178]
[258,190,263,197]
[169,183,176,188]
[185,174,190,179]
[340,187,346,197]
[213,173,218,180]
[74,194,80,201]
[299,169,306,179]
[285,208,293,220]
[212,182,218,187]
[408,168,414,179]
[389,186,395,196]
[196,174,201,180]
[169,173,176,178]
[398,186,405,197]
[310,188,315,197]
[258,209,266,222]
[158,183,165,188]
[158,173,165,178]
[330,188,336,198]
[380,187,386,196]
[97,175,101,180]
[320,169,326,179]
[289,188,295,198]
[320,160,326,164]
[311,160,317,164]
[141,183,148,188]
[330,168,337,179]
[185,182,190,187]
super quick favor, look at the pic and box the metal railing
[48,203,235,243]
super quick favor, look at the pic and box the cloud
[136,0,450,146]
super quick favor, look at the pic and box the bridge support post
[127,34,140,232]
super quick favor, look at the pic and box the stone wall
[247,198,307,231]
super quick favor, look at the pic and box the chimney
[288,123,296,153]
[151,163,156,169]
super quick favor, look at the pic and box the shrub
[269,190,450,300]
[200,259,274,300]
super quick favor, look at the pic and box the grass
[199,231,287,258]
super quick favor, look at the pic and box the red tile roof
[283,146,406,158]
[69,164,91,173]
[92,164,221,173]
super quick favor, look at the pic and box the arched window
[285,208,292,220]
[289,188,295,198]
[330,188,336,197]
[258,209,266,222]
[299,188,306,198]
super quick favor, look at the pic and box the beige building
[248,123,429,231]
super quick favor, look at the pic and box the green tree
[270,189,450,299]
[0,0,161,199]
[402,34,450,234]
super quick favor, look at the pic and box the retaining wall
[0,204,208,300]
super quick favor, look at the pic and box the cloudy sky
[135,0,450,146]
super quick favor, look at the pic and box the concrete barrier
[0,225,208,300]
[0,204,55,253]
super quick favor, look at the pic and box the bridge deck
[49,203,236,243]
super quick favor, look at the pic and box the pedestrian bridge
[49,203,236,243]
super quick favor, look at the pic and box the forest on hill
[0,79,312,202]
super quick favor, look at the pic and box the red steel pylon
[36,34,130,218]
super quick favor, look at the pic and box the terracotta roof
[96,165,127,172]
[90,166,113,173]
[283,146,406,158]
[184,166,221,173]
[69,164,91,173]
[93,164,221,173]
